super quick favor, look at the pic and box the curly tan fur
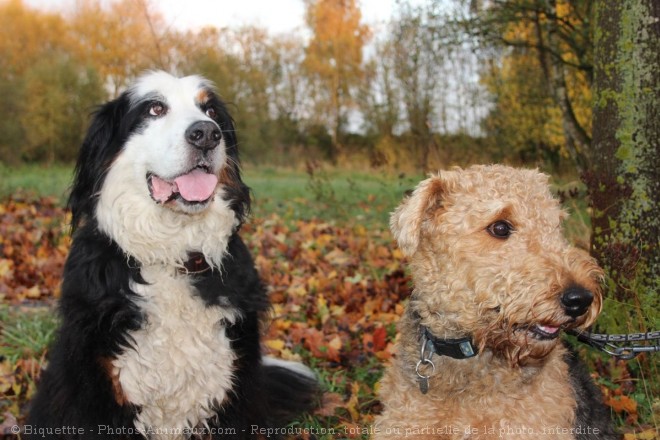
[374,165,610,439]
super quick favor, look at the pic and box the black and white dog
[27,71,317,439]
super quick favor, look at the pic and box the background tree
[590,0,659,331]
[20,57,104,163]
[459,0,594,174]
[175,26,239,93]
[480,42,566,167]
[70,0,172,96]
[0,0,106,164]
[390,3,444,171]
[262,34,311,161]
[358,39,403,167]
[303,0,371,161]
[365,1,488,170]
[0,0,67,163]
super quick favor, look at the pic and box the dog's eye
[149,102,166,117]
[205,107,217,119]
[487,221,514,239]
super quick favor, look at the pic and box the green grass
[0,163,73,202]
[244,165,422,226]
[0,163,423,227]
[0,305,60,418]
[0,306,59,364]
[0,163,592,239]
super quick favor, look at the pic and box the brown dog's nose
[560,286,594,318]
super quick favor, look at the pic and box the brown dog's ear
[390,176,445,256]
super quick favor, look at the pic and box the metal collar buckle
[416,333,436,394]
[415,326,478,394]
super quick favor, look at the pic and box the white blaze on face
[126,71,226,189]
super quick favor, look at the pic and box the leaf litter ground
[0,195,652,439]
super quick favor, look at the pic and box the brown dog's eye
[205,107,217,119]
[149,102,166,117]
[487,220,514,239]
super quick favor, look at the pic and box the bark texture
[590,0,659,327]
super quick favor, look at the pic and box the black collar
[178,252,212,275]
[422,327,478,360]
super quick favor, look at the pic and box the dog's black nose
[186,121,221,151]
[560,286,593,318]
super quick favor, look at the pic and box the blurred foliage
[454,0,595,175]
[304,0,371,161]
[0,0,592,174]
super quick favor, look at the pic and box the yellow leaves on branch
[0,0,181,97]
[483,0,592,156]
[304,0,371,77]
[0,0,68,75]
[68,0,173,94]
[303,0,371,144]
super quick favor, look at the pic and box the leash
[415,327,659,392]
[414,321,659,394]
[568,329,660,360]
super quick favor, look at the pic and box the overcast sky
[23,0,403,35]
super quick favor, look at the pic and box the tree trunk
[590,0,659,329]
[330,69,342,163]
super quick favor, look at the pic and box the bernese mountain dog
[27,71,317,439]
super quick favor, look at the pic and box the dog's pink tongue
[538,325,559,334]
[150,176,176,203]
[174,169,218,202]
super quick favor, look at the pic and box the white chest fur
[113,266,238,439]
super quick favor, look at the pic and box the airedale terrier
[374,165,617,439]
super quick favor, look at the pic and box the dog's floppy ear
[211,97,251,224]
[68,93,131,231]
[390,176,445,256]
